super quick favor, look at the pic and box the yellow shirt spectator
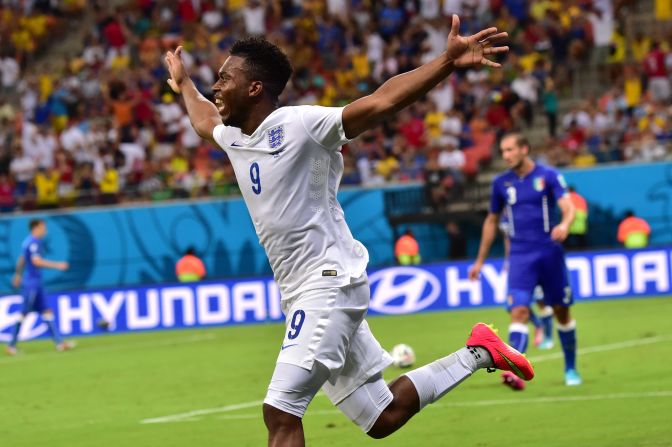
[352,52,370,79]
[170,155,189,176]
[624,77,642,108]
[35,170,59,206]
[376,156,399,181]
[607,31,626,64]
[100,168,120,194]
[655,0,672,20]
[630,36,651,62]
[424,110,445,140]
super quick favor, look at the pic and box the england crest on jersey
[268,125,285,149]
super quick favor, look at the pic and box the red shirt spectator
[103,18,126,48]
[643,44,667,78]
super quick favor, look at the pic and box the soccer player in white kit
[166,15,534,446]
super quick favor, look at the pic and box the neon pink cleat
[502,371,526,390]
[466,323,535,381]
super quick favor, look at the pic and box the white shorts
[264,276,393,422]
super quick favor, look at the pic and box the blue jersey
[21,235,43,285]
[490,163,568,249]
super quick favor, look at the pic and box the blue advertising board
[1,246,669,343]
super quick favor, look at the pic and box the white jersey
[212,105,369,300]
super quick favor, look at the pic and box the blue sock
[43,316,63,345]
[508,323,529,354]
[557,320,577,371]
[540,306,554,339]
[9,318,22,348]
[529,310,541,329]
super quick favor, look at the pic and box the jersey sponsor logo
[280,343,298,350]
[321,270,337,277]
[268,125,285,149]
[534,177,545,192]
[369,267,441,314]
[231,142,242,147]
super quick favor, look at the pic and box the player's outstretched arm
[165,46,221,142]
[469,212,500,280]
[342,15,508,139]
[32,255,69,271]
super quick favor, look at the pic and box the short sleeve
[547,169,568,202]
[490,180,504,214]
[298,106,351,150]
[212,124,233,150]
[29,242,39,258]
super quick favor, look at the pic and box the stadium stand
[0,0,670,214]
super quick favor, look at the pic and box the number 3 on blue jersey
[250,162,261,194]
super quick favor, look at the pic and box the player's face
[34,222,47,239]
[212,56,254,129]
[500,136,528,170]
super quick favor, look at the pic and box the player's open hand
[165,46,187,94]
[445,15,509,68]
[551,223,569,242]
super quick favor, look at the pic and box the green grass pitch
[2,297,671,447]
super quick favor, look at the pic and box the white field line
[140,334,672,425]
[0,333,218,364]
[141,400,264,424]
[210,391,672,421]
[528,335,672,364]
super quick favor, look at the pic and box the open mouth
[214,97,226,115]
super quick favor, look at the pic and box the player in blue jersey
[469,133,581,388]
[5,219,74,356]
[499,216,555,350]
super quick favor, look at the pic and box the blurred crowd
[0,0,671,212]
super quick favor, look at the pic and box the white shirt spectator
[82,43,105,66]
[180,115,201,149]
[419,0,441,19]
[438,146,465,171]
[587,10,613,47]
[443,0,463,15]
[439,114,462,148]
[242,2,266,35]
[156,102,185,135]
[430,81,455,113]
[10,152,36,183]
[422,22,448,64]
[202,9,223,29]
[511,73,539,103]
[327,0,348,17]
[562,109,591,130]
[0,56,20,89]
[60,123,87,152]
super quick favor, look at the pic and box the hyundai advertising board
[1,246,670,342]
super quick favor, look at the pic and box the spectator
[565,186,588,250]
[34,166,59,209]
[643,41,670,104]
[395,229,421,266]
[0,173,16,212]
[175,247,207,282]
[617,211,651,249]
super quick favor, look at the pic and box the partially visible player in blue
[469,133,581,388]
[6,218,73,356]
[499,215,555,350]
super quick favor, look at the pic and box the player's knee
[366,414,393,439]
[510,305,529,322]
[263,403,301,433]
[552,305,570,324]
[41,311,54,321]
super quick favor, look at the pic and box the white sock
[405,347,492,410]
